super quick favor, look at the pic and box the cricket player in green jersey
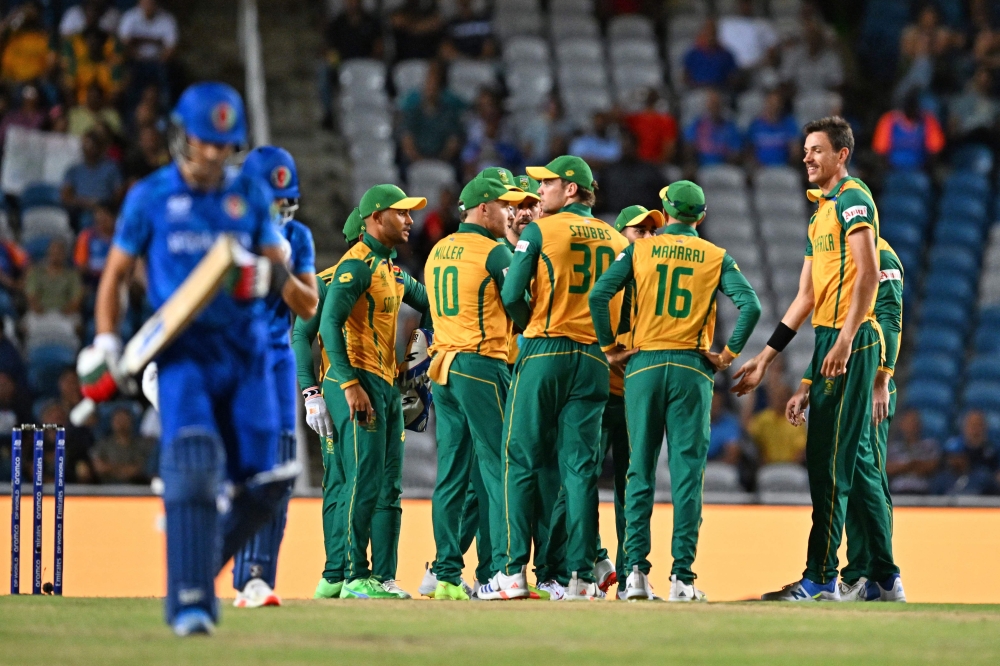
[590,182,761,601]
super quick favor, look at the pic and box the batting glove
[302,386,333,439]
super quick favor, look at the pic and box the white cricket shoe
[233,578,281,608]
[563,571,606,601]
[838,577,869,602]
[468,579,479,600]
[418,562,438,598]
[625,566,652,601]
[761,578,840,602]
[381,579,412,599]
[593,558,617,592]
[477,567,530,600]
[873,575,907,602]
[537,579,566,601]
[668,575,707,602]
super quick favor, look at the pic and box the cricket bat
[71,234,241,426]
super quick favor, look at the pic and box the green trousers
[500,337,609,583]
[803,324,897,585]
[431,353,509,586]
[597,393,629,585]
[429,479,487,584]
[842,382,898,583]
[319,433,344,582]
[622,350,714,584]
[327,369,404,582]
[531,450,567,583]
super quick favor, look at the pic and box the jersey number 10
[432,265,460,316]
[655,265,693,318]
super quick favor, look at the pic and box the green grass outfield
[3,597,1000,665]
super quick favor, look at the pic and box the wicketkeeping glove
[302,386,333,439]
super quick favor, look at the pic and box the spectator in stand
[717,0,778,71]
[321,0,383,128]
[948,67,999,145]
[683,19,738,90]
[598,130,663,214]
[122,124,168,187]
[399,61,464,167]
[932,410,998,495]
[413,184,460,272]
[25,239,83,322]
[61,128,124,224]
[130,83,166,135]
[61,22,124,108]
[896,4,963,102]
[56,367,84,418]
[0,372,31,461]
[0,2,55,87]
[90,405,154,484]
[440,0,496,61]
[0,331,26,388]
[623,88,678,164]
[0,83,45,146]
[745,89,800,167]
[461,111,523,180]
[516,94,576,165]
[67,83,123,139]
[886,408,941,495]
[390,0,444,62]
[568,111,623,171]
[781,18,844,94]
[0,232,28,318]
[748,383,806,465]
[683,88,742,167]
[60,0,120,38]
[709,388,742,466]
[872,91,946,171]
[39,399,96,484]
[973,18,1000,81]
[117,0,177,109]
[74,200,116,288]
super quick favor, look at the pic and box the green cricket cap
[343,207,364,242]
[526,155,594,191]
[479,166,517,189]
[659,180,706,223]
[614,205,665,232]
[359,184,427,219]
[514,174,540,200]
[459,174,527,211]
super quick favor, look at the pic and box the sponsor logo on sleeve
[616,252,625,261]
[842,205,869,222]
[879,269,902,282]
[339,272,353,283]
[514,240,529,252]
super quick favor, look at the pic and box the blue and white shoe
[870,574,906,602]
[761,578,841,602]
[477,567,529,600]
[838,577,870,602]
[172,608,215,637]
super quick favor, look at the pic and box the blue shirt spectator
[683,19,738,89]
[567,112,622,170]
[746,91,799,166]
[709,389,742,464]
[931,411,998,495]
[61,129,124,226]
[872,93,945,171]
[684,89,742,166]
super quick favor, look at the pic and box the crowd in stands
[0,0,181,486]
[324,0,1000,496]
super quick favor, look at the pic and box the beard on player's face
[372,209,411,245]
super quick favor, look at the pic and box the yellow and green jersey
[501,202,629,345]
[424,223,513,361]
[292,272,331,389]
[590,223,761,355]
[805,177,880,329]
[318,233,430,388]
[875,237,903,378]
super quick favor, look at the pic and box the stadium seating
[757,464,810,493]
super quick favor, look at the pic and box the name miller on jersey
[433,244,466,261]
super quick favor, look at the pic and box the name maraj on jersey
[650,243,706,264]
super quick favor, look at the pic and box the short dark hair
[803,116,854,162]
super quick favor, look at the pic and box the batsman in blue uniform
[84,82,318,635]
[231,146,316,608]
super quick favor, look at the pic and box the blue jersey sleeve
[289,221,316,275]
[112,181,152,257]
[246,178,283,250]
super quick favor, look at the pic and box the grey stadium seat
[21,206,72,244]
[558,64,608,89]
[754,189,806,216]
[704,462,742,493]
[556,39,604,64]
[679,88,710,126]
[736,89,766,130]
[612,64,664,104]
[392,59,430,96]
[550,15,600,40]
[668,38,694,90]
[406,159,457,198]
[608,14,655,41]
[506,67,553,110]
[560,88,612,127]
[697,165,746,192]
[794,91,842,127]
[550,0,594,14]
[768,241,808,268]
[754,166,801,194]
[705,191,750,216]
[609,40,659,65]
[339,59,386,94]
[494,12,543,41]
[342,113,392,141]
[761,215,807,239]
[448,61,498,103]
[493,0,540,14]
[503,35,549,64]
[757,464,810,493]
[349,140,394,168]
[668,14,703,41]
[339,91,389,116]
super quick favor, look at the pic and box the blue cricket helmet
[171,82,247,146]
[241,146,300,199]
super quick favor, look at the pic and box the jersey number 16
[655,265,693,318]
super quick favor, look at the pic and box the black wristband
[269,258,291,296]
[766,322,797,352]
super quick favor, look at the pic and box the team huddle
[77,81,905,635]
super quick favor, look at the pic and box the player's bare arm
[732,258,814,395]
[872,369,891,425]
[786,381,810,426]
[94,246,137,338]
[260,244,318,319]
[820,227,877,378]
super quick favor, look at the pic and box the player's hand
[303,387,334,438]
[731,353,769,396]
[821,338,852,378]
[701,348,736,373]
[344,383,375,424]
[77,333,122,403]
[872,372,890,425]
[786,387,809,427]
[604,345,638,371]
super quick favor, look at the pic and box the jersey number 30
[655,265,693,318]
[568,243,616,294]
